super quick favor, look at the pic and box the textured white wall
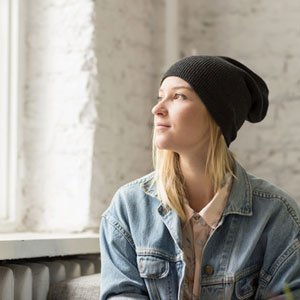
[22,0,100,232]
[179,0,300,203]
[89,0,165,227]
[21,0,164,232]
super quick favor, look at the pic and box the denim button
[205,265,214,275]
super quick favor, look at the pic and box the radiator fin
[0,255,100,300]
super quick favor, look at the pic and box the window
[0,0,22,231]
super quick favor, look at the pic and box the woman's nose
[152,99,167,116]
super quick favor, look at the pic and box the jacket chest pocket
[201,266,260,300]
[138,255,169,279]
[235,267,260,300]
[137,255,173,300]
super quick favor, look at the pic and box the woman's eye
[156,94,186,102]
[175,94,186,100]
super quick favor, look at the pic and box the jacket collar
[141,175,184,250]
[140,160,253,217]
[223,161,253,216]
[140,173,158,198]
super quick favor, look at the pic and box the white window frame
[0,0,23,231]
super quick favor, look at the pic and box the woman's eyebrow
[159,86,192,92]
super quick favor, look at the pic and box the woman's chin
[155,141,172,150]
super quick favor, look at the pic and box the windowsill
[0,232,99,260]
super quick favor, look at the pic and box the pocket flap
[235,270,259,299]
[137,256,169,279]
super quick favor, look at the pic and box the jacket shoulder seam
[102,214,136,250]
[253,190,300,228]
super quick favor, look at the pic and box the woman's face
[152,76,211,155]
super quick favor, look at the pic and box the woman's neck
[179,153,214,212]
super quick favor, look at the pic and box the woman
[100,56,300,299]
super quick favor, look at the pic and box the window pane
[0,0,20,228]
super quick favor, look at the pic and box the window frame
[0,0,23,231]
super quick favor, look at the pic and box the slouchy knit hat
[160,56,269,146]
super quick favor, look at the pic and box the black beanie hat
[160,56,269,146]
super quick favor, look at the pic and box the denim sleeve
[100,214,149,300]
[260,236,300,299]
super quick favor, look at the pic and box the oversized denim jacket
[100,162,300,299]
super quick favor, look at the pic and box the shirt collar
[182,174,233,230]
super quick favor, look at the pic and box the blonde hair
[152,114,235,222]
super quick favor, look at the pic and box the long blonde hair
[152,114,235,222]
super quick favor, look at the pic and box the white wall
[89,0,165,228]
[179,0,300,203]
[20,0,164,232]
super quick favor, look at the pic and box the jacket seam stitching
[102,214,136,250]
[260,239,300,298]
[136,248,181,262]
[253,190,300,228]
[268,238,300,277]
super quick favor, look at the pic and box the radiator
[0,254,100,300]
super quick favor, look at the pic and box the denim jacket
[100,162,300,299]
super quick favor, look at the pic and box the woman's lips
[155,123,170,128]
